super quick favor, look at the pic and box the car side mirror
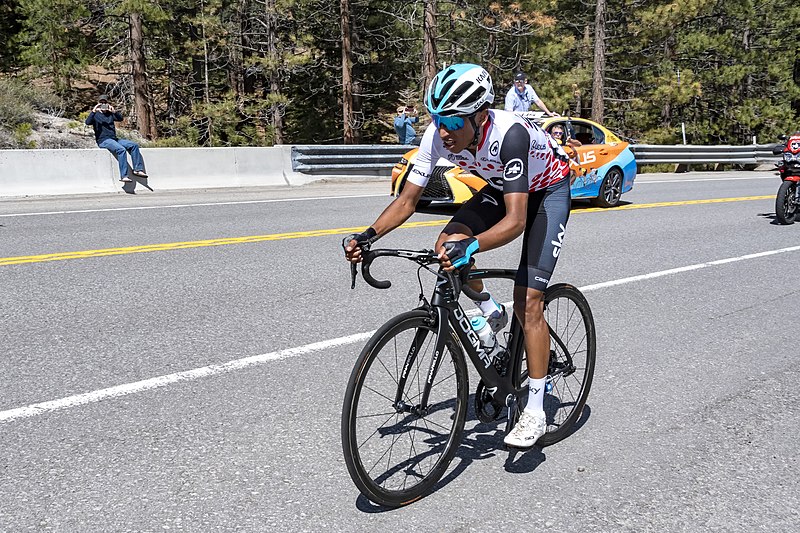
[772,144,786,155]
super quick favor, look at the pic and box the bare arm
[344,182,424,263]
[535,98,559,117]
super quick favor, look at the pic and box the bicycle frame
[393,268,527,416]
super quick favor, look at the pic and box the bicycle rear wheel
[341,310,468,507]
[538,283,596,446]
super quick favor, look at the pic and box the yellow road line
[0,195,774,266]
[572,195,773,214]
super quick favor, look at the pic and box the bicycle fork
[392,306,449,417]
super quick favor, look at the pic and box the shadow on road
[122,175,154,195]
[354,399,593,513]
[757,211,789,225]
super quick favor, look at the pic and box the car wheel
[591,168,623,208]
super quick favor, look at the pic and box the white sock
[472,289,501,317]
[525,377,546,415]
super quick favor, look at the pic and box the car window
[570,121,595,145]
[591,125,605,144]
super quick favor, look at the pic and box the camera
[98,103,111,111]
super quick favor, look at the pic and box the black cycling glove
[342,227,379,251]
[442,237,479,268]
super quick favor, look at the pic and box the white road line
[2,243,800,424]
[0,332,375,424]
[0,194,386,218]
[637,176,775,184]
[580,245,800,292]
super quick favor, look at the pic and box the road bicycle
[340,245,596,508]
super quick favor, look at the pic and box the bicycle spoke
[361,384,396,404]
[357,410,400,451]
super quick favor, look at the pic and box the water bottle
[470,316,497,351]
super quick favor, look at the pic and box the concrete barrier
[0,146,291,197]
[0,149,118,196]
[139,147,287,190]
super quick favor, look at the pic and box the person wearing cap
[85,94,148,183]
[393,105,419,145]
[504,71,558,116]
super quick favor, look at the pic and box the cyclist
[344,63,571,448]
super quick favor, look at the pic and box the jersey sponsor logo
[534,276,549,284]
[503,158,524,181]
[489,140,499,156]
[551,223,566,258]
[446,153,468,161]
[481,193,498,206]
[480,156,501,164]
[410,167,429,180]
[532,141,546,151]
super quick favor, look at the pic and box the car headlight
[784,152,797,162]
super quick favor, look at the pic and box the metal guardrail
[290,143,782,174]
[291,145,413,173]
[631,144,781,166]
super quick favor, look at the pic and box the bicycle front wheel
[538,283,596,446]
[341,310,468,508]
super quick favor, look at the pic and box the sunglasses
[431,114,466,131]
[552,131,564,136]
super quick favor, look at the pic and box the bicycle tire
[341,310,469,507]
[535,283,596,446]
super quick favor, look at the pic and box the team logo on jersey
[489,140,499,157]
[551,223,566,258]
[503,158,524,181]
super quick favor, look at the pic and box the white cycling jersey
[408,109,570,194]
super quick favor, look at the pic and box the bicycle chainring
[474,380,504,423]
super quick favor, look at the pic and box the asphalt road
[1,172,798,532]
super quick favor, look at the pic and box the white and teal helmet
[425,63,495,117]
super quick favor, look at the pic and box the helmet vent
[460,86,486,108]
[432,78,457,108]
[441,80,473,111]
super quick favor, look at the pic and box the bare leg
[512,285,549,379]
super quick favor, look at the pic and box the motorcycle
[772,133,800,224]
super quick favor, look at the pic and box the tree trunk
[130,13,157,139]
[422,0,438,92]
[341,0,355,144]
[266,0,284,144]
[661,40,672,126]
[591,0,606,122]
[576,25,590,116]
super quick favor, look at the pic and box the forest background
[0,0,798,149]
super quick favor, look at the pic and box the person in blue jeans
[393,105,419,145]
[85,94,148,182]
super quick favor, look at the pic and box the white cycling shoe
[504,410,547,448]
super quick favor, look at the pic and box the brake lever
[350,262,358,289]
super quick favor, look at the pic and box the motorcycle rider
[344,63,571,448]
